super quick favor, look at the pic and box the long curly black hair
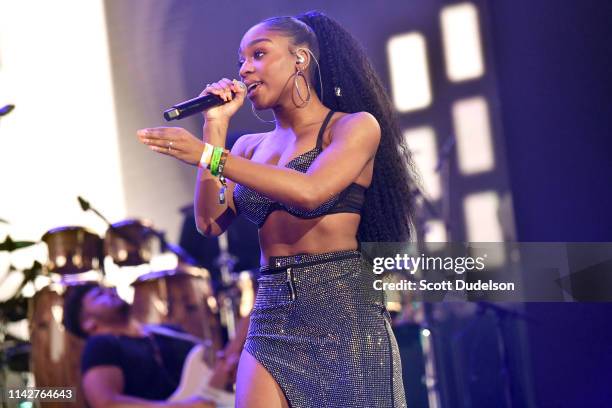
[261,11,421,242]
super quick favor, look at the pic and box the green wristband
[209,146,223,176]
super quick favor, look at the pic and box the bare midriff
[258,211,361,266]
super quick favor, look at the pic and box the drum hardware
[78,196,159,266]
[214,232,246,340]
[1,221,103,408]
[78,196,199,266]
[35,223,105,407]
[105,218,198,267]
[104,219,159,267]
[1,195,239,406]
[42,226,104,275]
[215,232,238,286]
[78,196,225,357]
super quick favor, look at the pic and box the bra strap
[316,110,336,149]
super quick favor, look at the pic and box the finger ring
[169,141,174,147]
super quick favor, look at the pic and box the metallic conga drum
[131,266,224,352]
[35,225,104,407]
[104,218,159,266]
[29,283,91,408]
[41,226,103,275]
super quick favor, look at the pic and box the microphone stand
[411,193,443,408]
[410,134,456,408]
[150,230,198,266]
[214,232,240,339]
[452,302,536,408]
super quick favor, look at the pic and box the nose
[239,59,254,79]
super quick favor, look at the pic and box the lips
[247,81,263,95]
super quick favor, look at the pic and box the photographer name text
[373,279,515,292]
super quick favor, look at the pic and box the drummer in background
[62,283,237,408]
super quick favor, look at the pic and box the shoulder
[82,335,121,373]
[335,111,380,132]
[329,111,381,149]
[83,334,121,360]
[84,334,120,351]
[230,132,271,159]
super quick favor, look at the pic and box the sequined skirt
[244,249,407,408]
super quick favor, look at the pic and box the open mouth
[247,81,263,95]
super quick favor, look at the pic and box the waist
[259,215,360,263]
[260,249,362,275]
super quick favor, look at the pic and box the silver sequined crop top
[233,110,367,228]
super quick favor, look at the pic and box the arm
[140,112,380,212]
[82,366,212,408]
[138,79,380,214]
[222,111,380,211]
[138,79,248,238]
[193,120,252,237]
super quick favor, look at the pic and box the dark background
[489,1,612,406]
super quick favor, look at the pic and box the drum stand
[215,232,239,339]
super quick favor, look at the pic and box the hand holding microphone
[139,78,246,166]
[164,78,247,123]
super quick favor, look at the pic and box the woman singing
[138,11,418,408]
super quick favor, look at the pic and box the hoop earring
[295,48,324,104]
[293,69,311,107]
[250,102,275,124]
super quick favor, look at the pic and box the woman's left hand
[137,127,204,166]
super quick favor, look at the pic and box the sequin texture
[232,110,366,228]
[244,250,407,407]
[233,146,340,227]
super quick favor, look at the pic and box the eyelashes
[237,51,265,69]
